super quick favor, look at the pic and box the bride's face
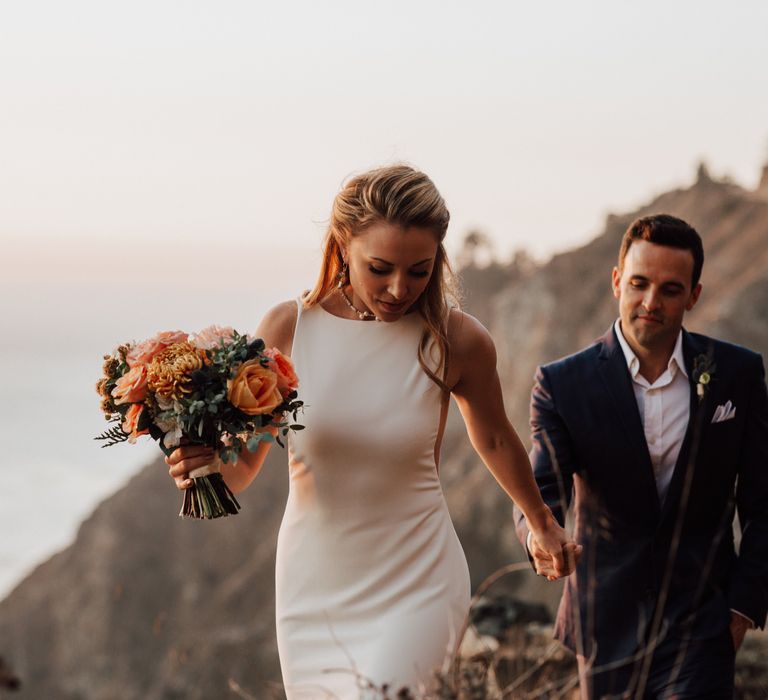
[344,221,439,322]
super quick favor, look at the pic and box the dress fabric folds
[276,301,471,699]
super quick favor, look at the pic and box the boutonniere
[692,353,716,400]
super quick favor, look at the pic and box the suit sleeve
[514,365,579,555]
[729,354,768,629]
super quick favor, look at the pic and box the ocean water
[0,241,318,599]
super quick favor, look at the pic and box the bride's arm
[447,309,580,578]
[166,299,298,495]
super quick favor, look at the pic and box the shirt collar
[614,319,688,381]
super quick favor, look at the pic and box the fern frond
[94,424,130,447]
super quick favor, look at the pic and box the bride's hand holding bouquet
[165,423,279,493]
[95,326,303,519]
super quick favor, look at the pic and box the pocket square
[712,400,736,423]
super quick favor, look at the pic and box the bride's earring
[337,261,349,288]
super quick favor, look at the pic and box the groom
[515,215,768,698]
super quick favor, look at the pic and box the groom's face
[612,240,702,354]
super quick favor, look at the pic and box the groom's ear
[685,282,702,311]
[611,266,622,299]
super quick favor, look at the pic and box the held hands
[528,512,582,581]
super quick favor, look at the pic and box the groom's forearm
[526,368,577,527]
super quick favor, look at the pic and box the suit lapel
[596,326,661,516]
[659,330,712,522]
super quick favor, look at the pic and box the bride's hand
[528,512,582,581]
[165,444,217,491]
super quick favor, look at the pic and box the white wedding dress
[276,300,471,699]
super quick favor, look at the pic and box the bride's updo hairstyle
[304,164,458,390]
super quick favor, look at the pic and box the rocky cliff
[2,164,767,699]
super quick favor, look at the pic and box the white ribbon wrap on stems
[188,460,221,479]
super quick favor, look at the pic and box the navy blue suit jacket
[515,326,768,667]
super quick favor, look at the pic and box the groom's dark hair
[619,214,704,287]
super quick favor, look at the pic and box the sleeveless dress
[275,301,471,699]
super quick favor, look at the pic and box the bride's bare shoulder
[447,308,494,354]
[255,299,300,355]
[445,308,497,387]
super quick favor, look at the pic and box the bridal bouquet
[95,326,303,519]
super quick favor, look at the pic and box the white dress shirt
[614,320,690,504]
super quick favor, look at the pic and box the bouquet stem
[179,463,241,519]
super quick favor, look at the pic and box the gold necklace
[338,287,378,321]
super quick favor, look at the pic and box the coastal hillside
[1,163,767,699]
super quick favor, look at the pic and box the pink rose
[191,325,236,351]
[126,330,188,367]
[111,365,148,405]
[263,348,299,394]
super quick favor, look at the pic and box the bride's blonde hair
[303,164,458,390]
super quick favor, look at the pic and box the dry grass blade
[632,343,714,698]
[500,641,560,696]
[450,562,534,689]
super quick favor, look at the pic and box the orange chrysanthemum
[146,341,208,399]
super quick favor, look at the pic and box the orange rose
[227,360,283,416]
[112,365,148,405]
[263,348,299,394]
[122,403,149,442]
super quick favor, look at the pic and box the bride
[166,164,578,698]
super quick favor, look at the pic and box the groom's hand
[729,612,753,652]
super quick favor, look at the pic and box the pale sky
[1,0,767,264]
